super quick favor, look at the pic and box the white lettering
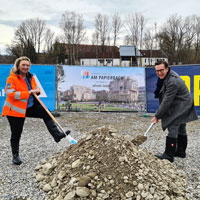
[0,89,5,97]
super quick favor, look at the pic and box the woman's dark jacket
[155,69,198,130]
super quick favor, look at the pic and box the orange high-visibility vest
[2,70,40,118]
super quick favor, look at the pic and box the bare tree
[143,28,154,50]
[139,14,147,50]
[34,18,46,53]
[154,22,159,49]
[112,13,123,46]
[44,28,55,52]
[125,13,147,49]
[125,13,147,66]
[15,18,46,53]
[183,15,197,63]
[91,33,95,45]
[59,11,86,65]
[95,14,109,46]
[156,14,200,64]
[94,13,110,65]
[194,16,200,63]
[156,14,187,64]
[123,35,131,45]
[91,31,100,65]
[110,13,123,66]
[7,18,48,62]
[143,28,154,66]
[91,31,100,46]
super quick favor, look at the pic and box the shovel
[132,122,154,146]
[33,93,77,144]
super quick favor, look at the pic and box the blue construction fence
[0,64,200,115]
[0,65,56,113]
[146,65,200,115]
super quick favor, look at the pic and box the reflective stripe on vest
[12,105,26,114]
[19,99,28,103]
[15,91,21,99]
[4,101,11,108]
[6,89,16,94]
[4,101,26,114]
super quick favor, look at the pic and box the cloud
[0,20,22,27]
[0,24,15,43]
[0,0,200,54]
[0,24,15,54]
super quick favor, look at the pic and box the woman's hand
[29,89,40,94]
[152,117,158,124]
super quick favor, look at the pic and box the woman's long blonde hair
[12,56,31,73]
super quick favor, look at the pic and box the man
[152,61,197,162]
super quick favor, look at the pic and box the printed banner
[58,65,145,112]
[0,65,56,114]
[146,65,200,115]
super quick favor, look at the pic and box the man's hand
[152,117,158,124]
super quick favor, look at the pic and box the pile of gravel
[0,112,200,199]
[34,126,189,200]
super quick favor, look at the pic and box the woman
[2,56,66,165]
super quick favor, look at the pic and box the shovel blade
[132,135,147,146]
[132,122,154,146]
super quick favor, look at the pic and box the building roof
[63,43,168,60]
[64,44,120,59]
[140,50,167,58]
[120,45,142,57]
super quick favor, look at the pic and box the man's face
[155,63,168,79]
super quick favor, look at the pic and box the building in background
[140,50,168,67]
[119,45,142,66]
[64,44,120,66]
[63,44,168,67]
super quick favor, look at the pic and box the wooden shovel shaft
[33,93,57,123]
[33,93,77,144]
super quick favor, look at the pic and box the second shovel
[132,122,154,146]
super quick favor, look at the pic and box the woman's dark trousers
[7,103,65,165]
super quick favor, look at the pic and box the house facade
[140,50,168,67]
[64,44,168,67]
[64,44,120,66]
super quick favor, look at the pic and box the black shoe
[45,120,67,143]
[54,132,66,143]
[156,153,174,162]
[65,130,71,135]
[12,154,22,165]
[174,152,186,158]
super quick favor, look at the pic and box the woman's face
[18,60,30,75]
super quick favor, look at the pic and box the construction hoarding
[146,65,200,115]
[0,65,56,114]
[57,65,145,112]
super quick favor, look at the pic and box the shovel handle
[33,93,77,144]
[33,93,64,132]
[144,123,154,137]
[33,93,57,124]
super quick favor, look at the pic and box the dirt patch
[34,126,189,200]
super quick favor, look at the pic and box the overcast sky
[0,0,200,54]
